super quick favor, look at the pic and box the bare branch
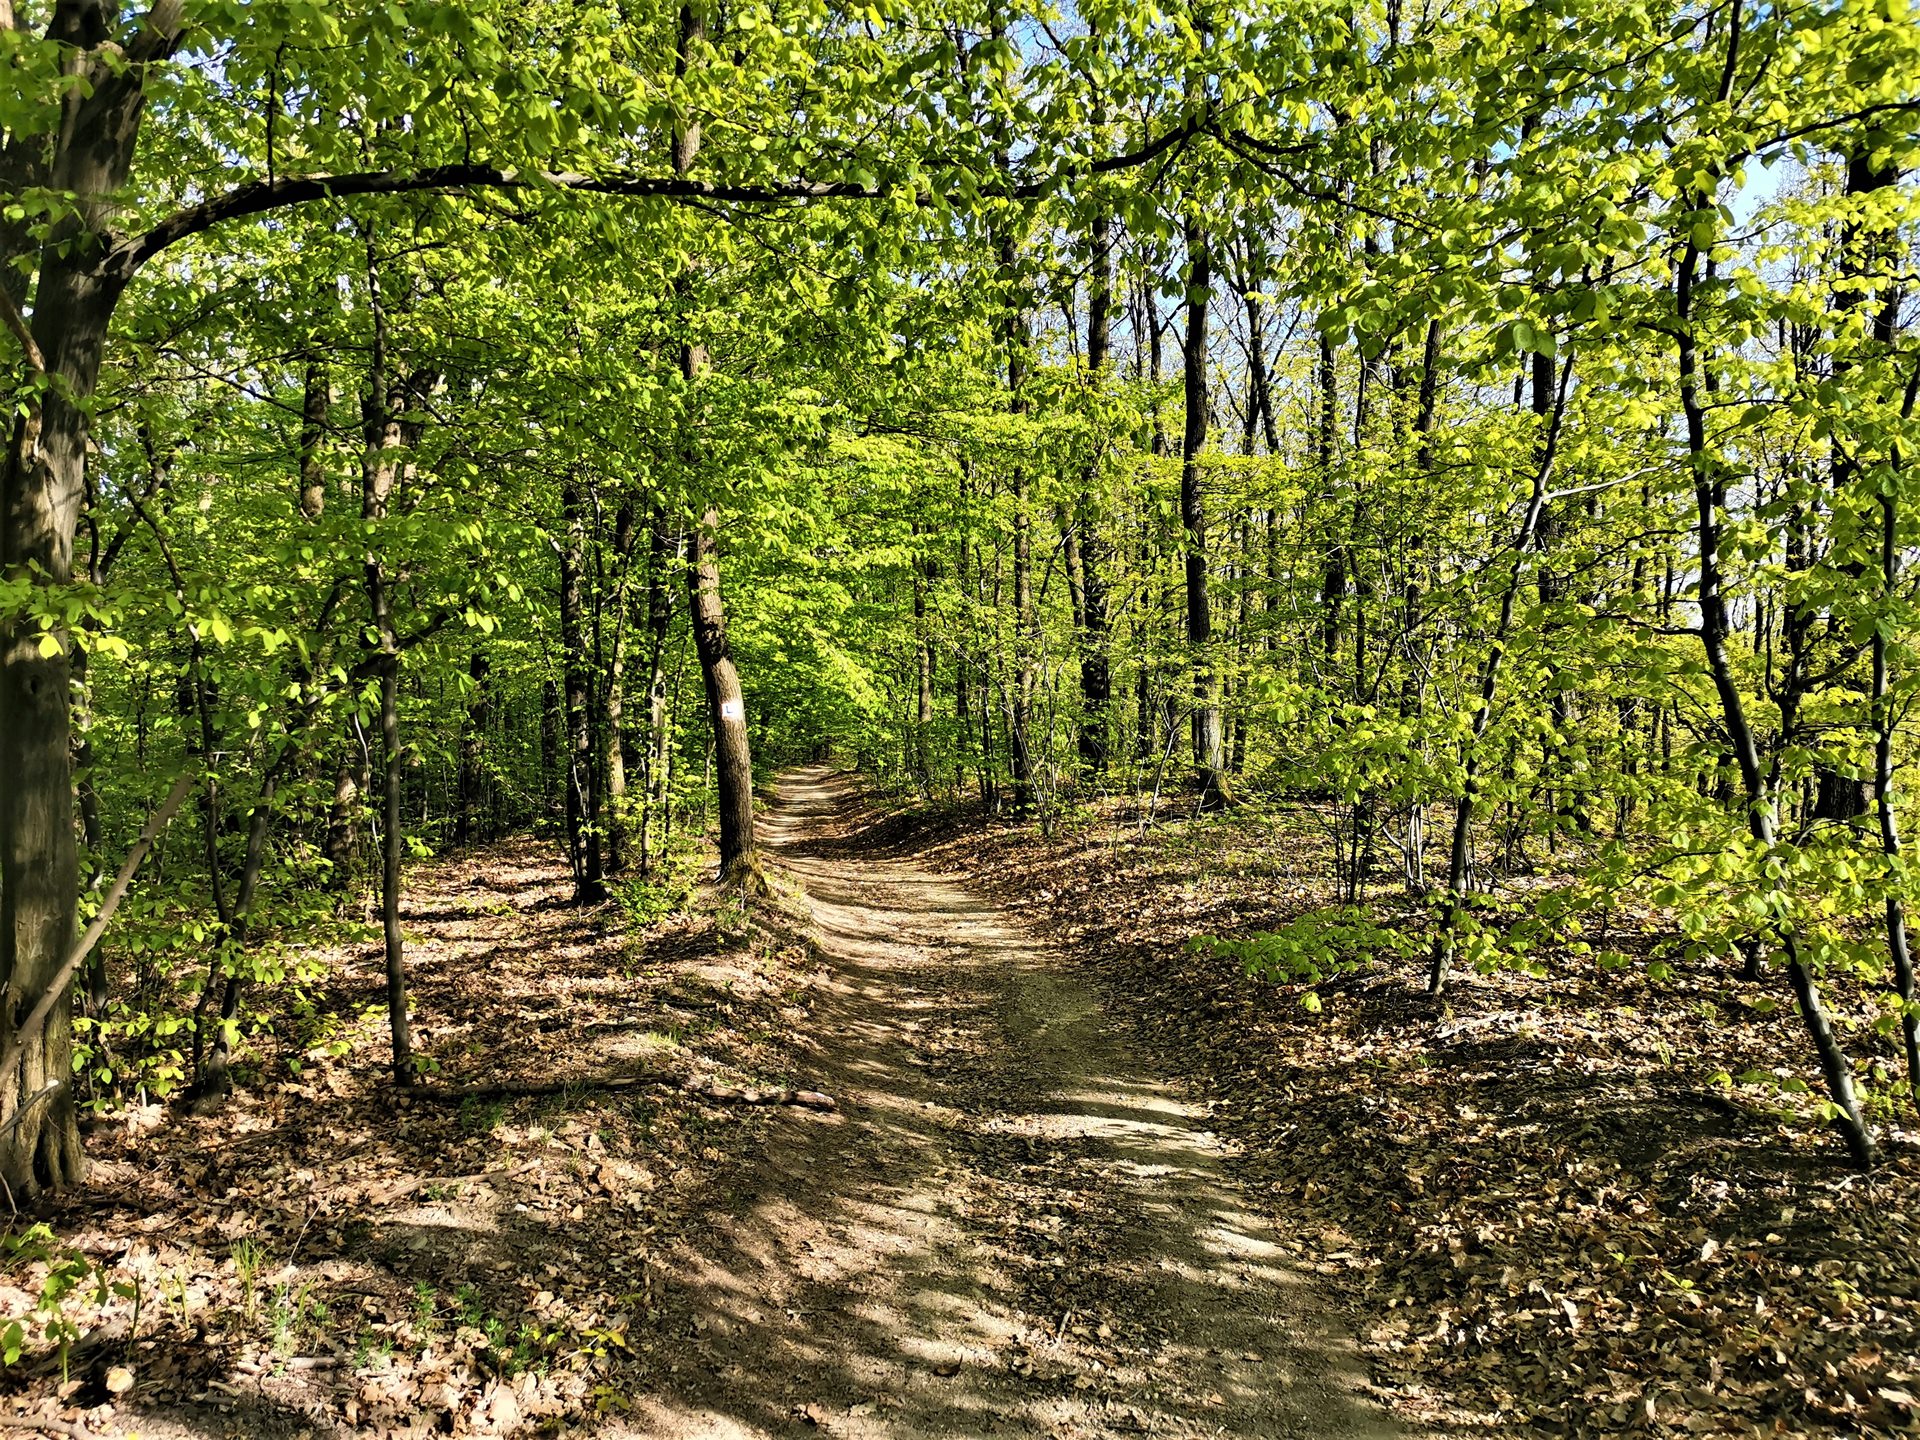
[113,113,1218,278]
[0,284,45,375]
[0,772,196,1081]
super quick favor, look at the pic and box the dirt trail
[617,768,1397,1440]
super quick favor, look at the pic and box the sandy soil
[612,767,1399,1440]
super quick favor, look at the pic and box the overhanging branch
[112,111,1219,278]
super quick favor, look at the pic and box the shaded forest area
[4,0,1920,1434]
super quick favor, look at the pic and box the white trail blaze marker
[721,699,744,721]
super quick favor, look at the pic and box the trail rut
[617,767,1397,1440]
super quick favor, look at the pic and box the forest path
[617,767,1397,1440]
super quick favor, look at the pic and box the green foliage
[1195,908,1420,988]
[1,1225,137,1376]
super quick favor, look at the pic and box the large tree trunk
[0,0,194,1197]
[603,499,638,874]
[560,477,606,903]
[0,271,128,1201]
[358,243,417,1089]
[913,527,936,794]
[672,0,757,886]
[1180,214,1229,809]
[1076,209,1113,776]
[687,508,757,884]
[0,438,89,1193]
[1003,232,1036,813]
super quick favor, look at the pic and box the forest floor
[1,768,1402,1440]
[864,779,1920,1440]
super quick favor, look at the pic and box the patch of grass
[453,1283,555,1376]
[267,1279,329,1356]
[458,1095,507,1133]
[229,1237,266,1319]
[351,1325,394,1370]
[411,1280,438,1337]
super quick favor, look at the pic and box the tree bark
[1181,213,1229,809]
[672,1,757,885]
[687,507,757,884]
[300,354,329,521]
[1003,232,1036,813]
[1668,128,1875,1165]
[457,651,491,845]
[603,498,638,873]
[1846,149,1918,1104]
[640,514,675,875]
[1075,209,1114,775]
[0,0,187,1193]
[913,527,936,793]
[359,239,417,1089]
[560,476,606,903]
[324,740,369,885]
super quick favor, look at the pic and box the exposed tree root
[717,849,772,897]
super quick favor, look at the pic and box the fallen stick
[682,1076,837,1111]
[421,1072,836,1111]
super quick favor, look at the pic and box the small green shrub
[1193,905,1419,986]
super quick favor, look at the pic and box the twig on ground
[419,1072,837,1111]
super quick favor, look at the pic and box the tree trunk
[1429,355,1569,993]
[560,476,606,903]
[1874,478,1920,1105]
[1670,182,1875,1166]
[687,508,757,885]
[1076,209,1114,776]
[359,242,416,1089]
[0,261,136,1202]
[640,514,675,875]
[1316,333,1342,662]
[1004,233,1036,813]
[324,739,368,886]
[1180,213,1229,808]
[913,528,936,793]
[604,499,638,873]
[457,650,491,845]
[300,354,329,521]
[670,1,756,886]
[0,2,198,1186]
[1848,147,1918,1104]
